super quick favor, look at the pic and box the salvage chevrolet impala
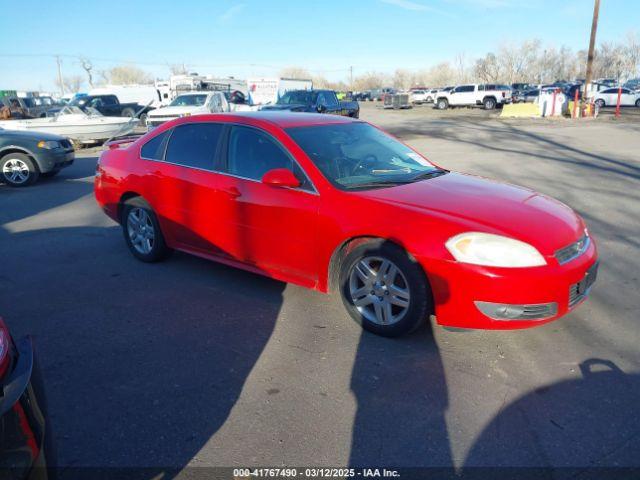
[94,113,598,337]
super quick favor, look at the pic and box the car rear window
[141,130,170,160]
[164,123,223,170]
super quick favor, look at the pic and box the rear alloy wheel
[0,153,39,187]
[340,241,432,337]
[122,198,171,262]
[437,98,449,110]
[483,97,497,110]
[595,99,605,108]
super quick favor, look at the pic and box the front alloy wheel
[0,153,39,187]
[339,241,432,337]
[349,257,411,326]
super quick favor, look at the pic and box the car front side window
[226,126,313,191]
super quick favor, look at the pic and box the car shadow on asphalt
[1,219,286,479]
[349,324,453,469]
[462,358,640,479]
[0,155,99,226]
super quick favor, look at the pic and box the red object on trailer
[573,89,579,118]
[615,87,622,117]
[550,89,558,116]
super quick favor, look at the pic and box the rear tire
[121,197,171,262]
[483,97,497,110]
[339,240,432,337]
[121,108,136,118]
[0,153,39,187]
[635,99,640,108]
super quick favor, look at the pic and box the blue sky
[1,0,637,91]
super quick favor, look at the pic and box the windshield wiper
[408,169,449,182]
[344,180,413,190]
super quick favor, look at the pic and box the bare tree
[279,66,312,79]
[79,57,95,88]
[54,75,85,93]
[102,65,153,85]
[169,63,189,75]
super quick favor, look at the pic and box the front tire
[437,98,449,110]
[339,241,432,337]
[121,197,171,262]
[635,99,640,108]
[0,153,39,187]
[595,99,605,108]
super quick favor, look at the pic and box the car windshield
[169,94,207,107]
[287,122,445,190]
[277,91,318,105]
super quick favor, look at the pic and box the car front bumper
[37,148,75,173]
[419,238,599,330]
[1,337,53,479]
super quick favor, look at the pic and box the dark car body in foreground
[260,89,359,118]
[0,129,74,187]
[0,318,53,479]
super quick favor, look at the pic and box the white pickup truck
[146,91,255,128]
[435,84,512,110]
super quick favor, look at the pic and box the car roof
[181,111,360,129]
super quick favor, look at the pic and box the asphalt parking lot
[1,103,639,477]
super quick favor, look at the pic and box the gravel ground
[1,104,639,478]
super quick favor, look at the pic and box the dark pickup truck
[260,89,359,118]
[47,94,154,121]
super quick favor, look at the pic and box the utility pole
[584,0,600,101]
[349,66,353,90]
[55,55,65,95]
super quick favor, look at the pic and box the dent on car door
[220,125,319,285]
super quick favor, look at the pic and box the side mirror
[262,168,301,188]
[317,104,326,113]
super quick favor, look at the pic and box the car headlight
[445,232,546,268]
[37,140,61,149]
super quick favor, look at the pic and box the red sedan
[94,113,598,337]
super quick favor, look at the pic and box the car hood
[0,128,66,142]
[148,105,207,117]
[359,172,583,254]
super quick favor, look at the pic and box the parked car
[0,128,74,186]
[260,89,359,118]
[370,88,396,101]
[354,91,372,101]
[513,88,540,103]
[425,89,438,103]
[593,88,640,108]
[436,84,512,110]
[622,78,640,91]
[0,317,54,478]
[95,112,598,337]
[48,94,154,123]
[0,95,48,118]
[409,89,429,104]
[146,91,250,128]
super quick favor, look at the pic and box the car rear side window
[164,123,223,170]
[227,126,313,190]
[141,130,170,160]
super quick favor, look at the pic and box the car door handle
[222,187,241,198]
